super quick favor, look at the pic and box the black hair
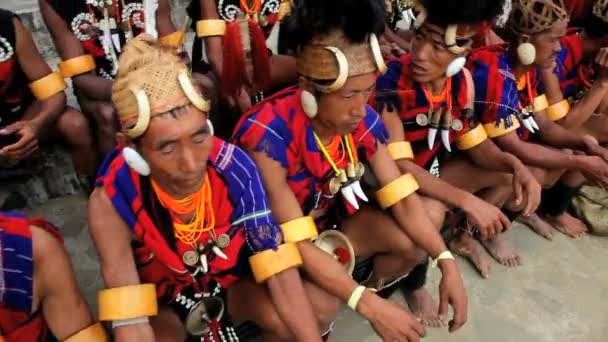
[282,0,386,52]
[421,0,506,25]
[586,15,608,38]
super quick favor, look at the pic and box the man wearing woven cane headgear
[371,0,542,321]
[537,0,608,143]
[468,0,608,240]
[88,35,321,342]
[234,0,468,339]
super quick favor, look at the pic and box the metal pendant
[216,234,230,249]
[185,297,226,336]
[416,113,429,126]
[183,250,199,267]
[451,119,463,132]
[329,169,347,195]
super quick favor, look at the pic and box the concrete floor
[27,193,608,342]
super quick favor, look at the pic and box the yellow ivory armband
[63,322,108,342]
[533,94,549,112]
[98,284,158,321]
[483,114,521,138]
[546,99,570,121]
[455,124,488,150]
[249,242,303,283]
[387,141,414,160]
[375,173,420,209]
[196,19,226,37]
[28,72,67,100]
[59,55,96,78]
[280,216,319,243]
[159,30,185,48]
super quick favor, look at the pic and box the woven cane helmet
[508,0,569,35]
[111,35,210,139]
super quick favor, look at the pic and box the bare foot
[543,212,588,238]
[449,233,492,278]
[403,288,445,328]
[517,213,554,240]
[480,235,522,267]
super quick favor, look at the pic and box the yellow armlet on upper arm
[249,243,303,283]
[28,72,67,100]
[375,173,419,209]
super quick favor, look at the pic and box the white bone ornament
[530,117,540,131]
[341,185,360,210]
[317,46,349,93]
[212,246,228,260]
[178,69,211,112]
[427,127,438,150]
[414,7,427,29]
[351,181,369,202]
[445,25,466,55]
[522,116,535,133]
[441,129,452,152]
[370,34,387,74]
[125,88,152,138]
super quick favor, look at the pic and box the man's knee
[420,196,447,230]
[57,108,93,144]
[96,102,117,129]
[260,309,294,341]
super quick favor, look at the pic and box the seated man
[468,0,608,239]
[373,0,541,315]
[88,36,322,341]
[0,9,96,180]
[234,0,467,338]
[538,0,608,142]
[38,0,180,158]
[0,211,105,341]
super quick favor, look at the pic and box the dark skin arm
[250,150,425,342]
[465,140,541,216]
[494,131,608,186]
[534,107,608,160]
[39,0,175,101]
[0,17,66,160]
[463,68,540,216]
[368,144,468,332]
[38,0,113,101]
[156,0,178,37]
[541,48,608,129]
[199,0,224,80]
[382,109,510,239]
[32,225,96,340]
[89,189,156,342]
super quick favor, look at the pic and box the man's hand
[461,194,510,240]
[438,259,468,333]
[579,155,608,188]
[357,291,426,342]
[0,120,41,161]
[227,87,253,114]
[512,164,542,216]
[582,135,608,161]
